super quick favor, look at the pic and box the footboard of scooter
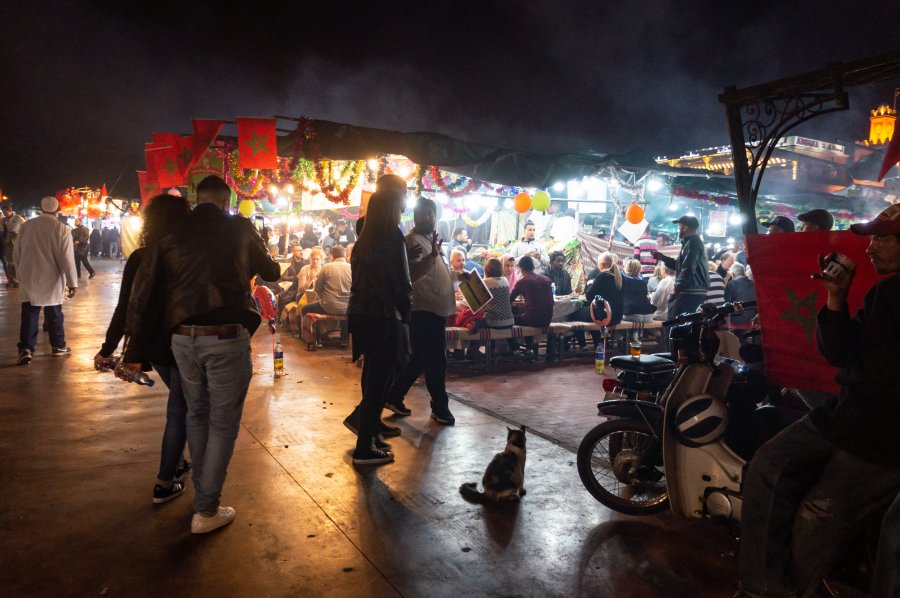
[597,399,663,430]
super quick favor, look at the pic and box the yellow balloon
[532,190,551,212]
[238,199,255,218]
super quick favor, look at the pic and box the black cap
[763,215,795,232]
[672,215,699,229]
[797,209,833,231]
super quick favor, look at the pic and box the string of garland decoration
[427,166,480,197]
[461,208,493,228]
[295,117,365,205]
[671,185,735,206]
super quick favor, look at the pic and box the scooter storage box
[609,354,675,374]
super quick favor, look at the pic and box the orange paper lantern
[625,203,644,224]
[513,192,532,214]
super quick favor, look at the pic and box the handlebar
[662,301,757,327]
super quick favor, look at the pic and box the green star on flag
[244,132,269,156]
[177,147,192,168]
[163,159,178,175]
[781,288,818,341]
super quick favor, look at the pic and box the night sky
[1,1,897,205]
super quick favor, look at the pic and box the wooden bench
[300,313,348,351]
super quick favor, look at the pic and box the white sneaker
[190,506,235,534]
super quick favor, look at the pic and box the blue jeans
[18,303,65,351]
[171,330,253,515]
[739,415,900,596]
[873,491,900,598]
[153,364,188,483]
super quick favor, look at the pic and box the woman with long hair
[346,190,412,466]
[94,194,192,503]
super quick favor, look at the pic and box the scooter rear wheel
[577,418,669,515]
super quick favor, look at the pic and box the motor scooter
[577,301,775,516]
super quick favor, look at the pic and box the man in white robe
[13,196,77,365]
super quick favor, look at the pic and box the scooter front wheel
[577,418,669,515]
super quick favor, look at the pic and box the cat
[459,426,527,503]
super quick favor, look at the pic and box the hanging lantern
[513,192,532,214]
[625,203,645,224]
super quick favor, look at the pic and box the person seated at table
[621,258,656,342]
[449,247,484,277]
[282,246,324,337]
[483,258,515,329]
[647,262,665,293]
[302,245,352,343]
[651,265,676,321]
[547,251,572,296]
[299,223,319,249]
[569,252,624,349]
[267,243,281,260]
[723,262,756,329]
[509,256,553,355]
[501,253,519,289]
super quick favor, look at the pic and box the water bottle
[127,369,156,387]
[551,282,557,297]
[594,337,605,375]
[273,334,284,378]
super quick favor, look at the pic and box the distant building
[657,104,896,194]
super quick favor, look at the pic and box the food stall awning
[252,118,661,188]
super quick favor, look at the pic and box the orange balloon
[513,192,532,214]
[625,203,644,224]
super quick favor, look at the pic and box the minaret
[868,104,896,146]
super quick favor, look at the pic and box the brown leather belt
[173,324,245,338]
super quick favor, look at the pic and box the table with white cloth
[552,296,583,320]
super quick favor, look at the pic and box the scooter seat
[609,354,675,374]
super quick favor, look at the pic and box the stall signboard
[707,210,728,237]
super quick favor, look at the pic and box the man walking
[2,203,26,287]
[121,175,280,534]
[651,215,708,335]
[72,218,96,279]
[13,197,77,365]
[382,196,461,425]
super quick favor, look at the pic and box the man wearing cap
[120,175,280,534]
[797,209,834,232]
[737,204,900,597]
[764,215,795,234]
[12,197,77,365]
[651,215,708,332]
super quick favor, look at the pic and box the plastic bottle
[127,370,156,387]
[551,282,557,297]
[273,334,284,378]
[594,337,605,375]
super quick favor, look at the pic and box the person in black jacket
[738,205,900,597]
[651,215,708,338]
[119,175,280,534]
[620,258,656,342]
[345,188,412,466]
[95,194,191,504]
[569,251,624,349]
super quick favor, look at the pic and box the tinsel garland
[671,185,735,206]
[428,166,480,197]
[296,118,365,205]
[461,208,493,228]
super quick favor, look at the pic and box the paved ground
[0,259,739,597]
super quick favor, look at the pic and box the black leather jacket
[125,203,280,362]
[659,233,709,293]
[347,227,412,322]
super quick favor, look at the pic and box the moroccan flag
[192,119,223,167]
[153,132,194,177]
[145,144,183,187]
[877,129,900,181]
[747,231,884,393]
[137,171,161,205]
[237,117,278,169]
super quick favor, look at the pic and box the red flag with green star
[146,144,183,187]
[237,117,278,169]
[153,133,194,177]
[191,119,223,168]
[747,231,883,393]
[137,171,161,206]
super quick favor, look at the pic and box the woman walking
[346,190,412,466]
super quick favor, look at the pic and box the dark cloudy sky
[1,0,897,204]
